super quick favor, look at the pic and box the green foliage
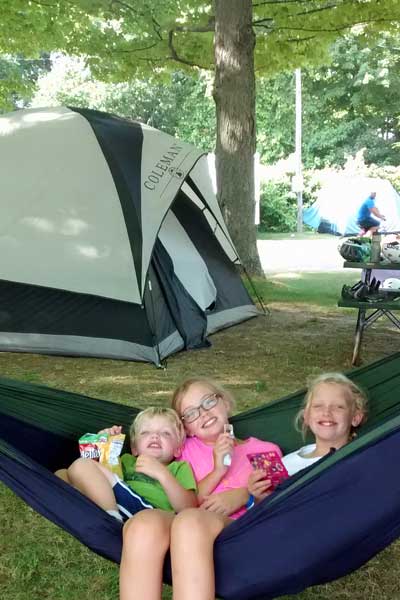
[259,180,297,232]
[2,1,400,169]
[303,33,400,167]
[2,0,400,106]
[256,30,400,170]
[0,54,50,110]
[259,174,318,232]
[364,163,400,192]
[256,73,296,164]
[31,57,216,150]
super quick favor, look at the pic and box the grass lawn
[1,269,400,600]
[247,271,360,308]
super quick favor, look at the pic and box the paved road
[258,237,344,273]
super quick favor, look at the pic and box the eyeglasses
[181,393,220,424]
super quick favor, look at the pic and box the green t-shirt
[120,454,197,512]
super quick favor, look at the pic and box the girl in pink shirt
[120,377,282,600]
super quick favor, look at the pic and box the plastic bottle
[223,424,234,466]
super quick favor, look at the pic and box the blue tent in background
[303,176,400,235]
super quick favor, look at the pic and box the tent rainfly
[0,106,258,365]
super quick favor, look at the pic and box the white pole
[295,68,303,233]
[254,151,260,225]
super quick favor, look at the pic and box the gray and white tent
[0,106,258,365]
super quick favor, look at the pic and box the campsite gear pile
[1,353,400,599]
[342,278,381,302]
[0,107,258,366]
[338,237,371,262]
[341,277,400,303]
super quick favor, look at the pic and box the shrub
[259,180,296,232]
[259,173,319,232]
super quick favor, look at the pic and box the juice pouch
[247,451,289,490]
[79,432,108,460]
[99,433,126,478]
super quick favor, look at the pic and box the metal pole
[295,68,303,233]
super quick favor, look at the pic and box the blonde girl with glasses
[120,377,282,600]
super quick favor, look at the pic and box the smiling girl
[248,373,368,501]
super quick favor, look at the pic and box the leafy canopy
[3,1,400,89]
[257,31,400,167]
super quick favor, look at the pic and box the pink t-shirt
[180,436,282,519]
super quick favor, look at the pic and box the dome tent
[0,106,258,365]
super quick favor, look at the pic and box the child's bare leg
[54,468,70,483]
[170,508,230,600]
[120,509,174,600]
[67,458,117,511]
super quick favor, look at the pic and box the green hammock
[1,352,400,600]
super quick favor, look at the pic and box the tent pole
[240,266,270,316]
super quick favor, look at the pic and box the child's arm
[197,432,235,501]
[135,455,197,512]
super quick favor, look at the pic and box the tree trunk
[213,0,263,276]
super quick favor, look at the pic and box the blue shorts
[358,217,380,231]
[112,478,154,521]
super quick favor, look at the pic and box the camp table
[338,261,400,365]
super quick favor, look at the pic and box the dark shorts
[357,217,380,231]
[112,478,154,521]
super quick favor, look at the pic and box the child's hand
[200,489,242,516]
[213,432,234,471]
[135,455,166,481]
[248,469,273,501]
[97,425,123,436]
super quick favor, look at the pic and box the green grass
[1,269,400,600]
[249,271,359,308]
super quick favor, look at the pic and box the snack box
[247,450,289,489]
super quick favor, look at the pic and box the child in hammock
[248,372,368,502]
[60,407,197,522]
[119,377,282,600]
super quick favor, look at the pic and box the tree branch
[253,0,309,5]
[112,42,160,53]
[167,29,206,68]
[255,18,399,35]
[109,0,148,19]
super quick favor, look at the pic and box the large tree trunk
[213,0,263,276]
